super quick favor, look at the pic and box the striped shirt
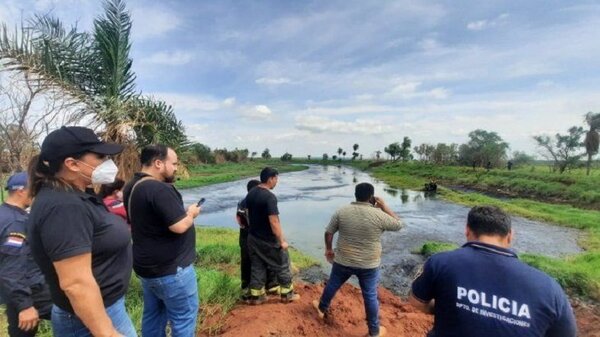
[326,202,403,269]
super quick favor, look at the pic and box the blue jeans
[319,262,380,336]
[140,265,199,337]
[51,296,137,337]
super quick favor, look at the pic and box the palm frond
[93,0,136,100]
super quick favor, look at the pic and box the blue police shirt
[0,203,46,310]
[411,242,576,337]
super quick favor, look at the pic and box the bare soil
[199,283,600,337]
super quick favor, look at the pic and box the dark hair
[355,182,375,202]
[260,167,279,183]
[99,178,125,199]
[28,153,86,198]
[467,206,512,237]
[247,179,260,192]
[141,144,170,167]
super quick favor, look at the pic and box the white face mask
[79,159,119,185]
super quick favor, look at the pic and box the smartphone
[197,198,206,207]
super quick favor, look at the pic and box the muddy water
[182,165,582,295]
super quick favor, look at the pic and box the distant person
[100,178,127,223]
[486,161,492,172]
[507,161,513,171]
[236,179,279,302]
[313,182,404,337]
[409,206,576,337]
[28,126,135,337]
[0,172,52,337]
[246,167,300,304]
[123,144,201,337]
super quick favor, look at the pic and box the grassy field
[370,161,600,209]
[175,160,307,190]
[1,227,319,336]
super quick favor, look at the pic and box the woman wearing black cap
[27,126,135,337]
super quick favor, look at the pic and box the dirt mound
[200,283,432,337]
[199,282,600,337]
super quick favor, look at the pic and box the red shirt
[103,196,128,223]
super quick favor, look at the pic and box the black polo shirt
[246,186,279,243]
[28,186,132,313]
[123,173,195,278]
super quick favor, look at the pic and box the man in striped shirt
[313,182,404,337]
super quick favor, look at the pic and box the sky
[1,0,599,158]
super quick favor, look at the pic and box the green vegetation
[420,241,458,257]
[370,161,600,209]
[176,160,308,190]
[1,227,318,336]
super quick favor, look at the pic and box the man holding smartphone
[123,145,201,337]
[313,182,403,337]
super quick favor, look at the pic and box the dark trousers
[6,283,52,337]
[247,234,293,296]
[239,229,277,290]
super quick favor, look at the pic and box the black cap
[40,126,124,161]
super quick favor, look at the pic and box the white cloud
[467,13,509,31]
[131,6,181,40]
[140,51,194,66]
[255,77,292,86]
[151,93,233,114]
[384,82,450,100]
[240,105,273,120]
[295,115,395,135]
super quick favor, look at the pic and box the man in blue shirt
[409,205,576,337]
[0,172,52,337]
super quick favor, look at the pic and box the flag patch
[4,236,24,248]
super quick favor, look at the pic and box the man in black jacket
[0,172,52,337]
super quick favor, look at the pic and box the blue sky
[2,0,599,157]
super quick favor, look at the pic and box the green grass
[2,227,319,337]
[175,160,308,189]
[369,161,600,209]
[420,241,458,257]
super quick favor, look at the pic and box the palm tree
[0,0,187,178]
[584,112,600,175]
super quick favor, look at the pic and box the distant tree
[251,151,257,160]
[184,142,213,164]
[384,142,402,160]
[359,154,363,160]
[458,130,509,168]
[352,144,359,160]
[511,151,535,168]
[332,155,338,160]
[584,112,600,175]
[280,152,293,161]
[399,137,412,161]
[534,126,584,173]
[433,143,459,165]
[375,150,382,160]
[414,143,435,162]
[261,148,271,159]
[342,151,347,160]
[307,154,311,160]
[322,153,329,160]
[337,147,343,157]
